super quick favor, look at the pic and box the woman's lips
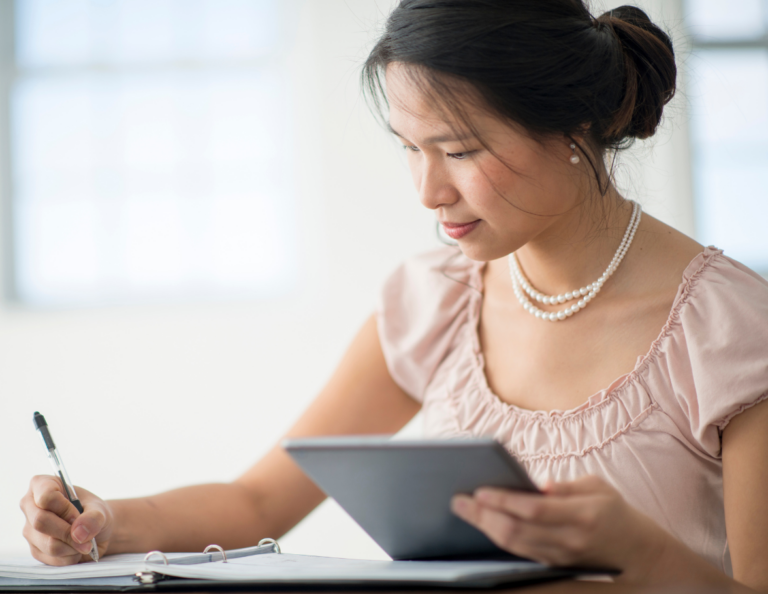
[441,220,480,240]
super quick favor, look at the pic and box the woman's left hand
[451,475,666,579]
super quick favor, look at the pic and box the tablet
[283,436,539,560]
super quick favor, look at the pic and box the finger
[31,477,107,550]
[30,476,81,524]
[21,492,93,556]
[68,487,109,546]
[23,518,93,558]
[454,501,588,566]
[23,521,84,561]
[23,502,80,545]
[453,498,579,562]
[27,541,82,567]
[70,503,107,547]
[471,489,581,525]
[22,485,95,555]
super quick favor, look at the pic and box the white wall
[0,0,692,559]
[600,0,696,237]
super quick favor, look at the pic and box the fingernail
[451,497,468,515]
[475,489,491,502]
[73,525,90,544]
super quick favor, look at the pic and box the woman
[20,1,768,590]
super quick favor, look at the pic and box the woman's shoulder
[676,246,768,318]
[637,215,767,313]
[653,246,768,454]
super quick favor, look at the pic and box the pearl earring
[569,143,580,165]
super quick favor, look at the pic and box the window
[5,0,297,306]
[686,0,768,273]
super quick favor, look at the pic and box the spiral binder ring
[258,538,281,554]
[134,539,279,585]
[204,544,227,562]
[135,551,170,584]
[143,551,169,565]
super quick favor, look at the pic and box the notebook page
[0,552,201,580]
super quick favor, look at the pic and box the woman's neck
[488,190,635,297]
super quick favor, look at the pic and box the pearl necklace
[508,201,642,322]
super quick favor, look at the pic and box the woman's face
[386,64,587,262]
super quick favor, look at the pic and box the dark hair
[362,0,676,191]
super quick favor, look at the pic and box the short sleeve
[672,250,768,456]
[376,247,479,402]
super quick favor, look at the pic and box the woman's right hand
[20,475,114,566]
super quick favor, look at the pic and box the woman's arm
[21,313,420,563]
[722,395,768,592]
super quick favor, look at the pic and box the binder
[0,538,581,591]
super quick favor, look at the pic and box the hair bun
[596,5,676,144]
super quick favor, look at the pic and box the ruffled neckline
[461,245,724,421]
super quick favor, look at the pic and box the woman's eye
[448,151,472,160]
[403,145,420,152]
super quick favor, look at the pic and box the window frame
[0,0,16,302]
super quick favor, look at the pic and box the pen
[32,412,99,562]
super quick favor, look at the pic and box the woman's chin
[453,241,505,263]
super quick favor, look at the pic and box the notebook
[0,540,578,591]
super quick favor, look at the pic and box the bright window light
[686,0,768,273]
[686,0,767,41]
[688,51,768,272]
[10,0,296,306]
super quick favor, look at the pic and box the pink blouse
[377,246,768,575]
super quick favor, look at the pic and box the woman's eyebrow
[387,123,474,145]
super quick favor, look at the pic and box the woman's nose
[416,160,460,211]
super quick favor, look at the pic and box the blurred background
[0,0,765,559]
